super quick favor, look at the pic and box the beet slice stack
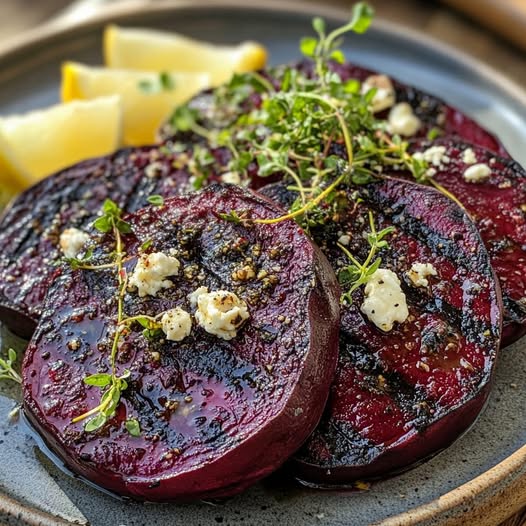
[22,184,340,501]
[260,177,502,485]
[0,145,197,338]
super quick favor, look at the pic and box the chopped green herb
[0,348,21,384]
[140,239,153,252]
[138,72,176,94]
[147,195,164,206]
[125,418,141,437]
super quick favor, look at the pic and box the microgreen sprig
[0,348,21,384]
[301,3,374,86]
[71,199,132,432]
[338,211,394,304]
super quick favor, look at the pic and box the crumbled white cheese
[161,307,192,341]
[407,262,437,288]
[129,252,181,297]
[59,228,90,259]
[338,234,351,246]
[415,145,448,167]
[192,287,250,340]
[362,74,396,113]
[388,103,421,137]
[361,268,409,332]
[220,171,241,185]
[188,286,209,307]
[462,148,477,165]
[144,161,163,178]
[463,163,491,183]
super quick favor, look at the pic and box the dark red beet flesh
[259,177,502,484]
[22,184,340,501]
[393,137,525,346]
[0,146,199,338]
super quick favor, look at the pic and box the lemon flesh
[62,62,210,146]
[0,96,122,184]
[0,130,29,204]
[104,25,267,85]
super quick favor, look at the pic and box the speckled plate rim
[0,1,525,525]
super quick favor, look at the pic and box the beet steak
[22,184,340,501]
[260,177,501,484]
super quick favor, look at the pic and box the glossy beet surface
[392,138,526,346]
[260,177,502,485]
[0,146,199,338]
[22,184,340,501]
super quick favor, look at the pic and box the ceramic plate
[0,2,525,525]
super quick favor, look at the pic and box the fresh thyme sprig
[0,348,21,384]
[71,199,133,432]
[69,199,179,434]
[338,211,394,304]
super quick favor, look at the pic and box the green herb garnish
[71,199,132,431]
[338,211,394,304]
[0,348,21,384]
[125,418,141,437]
[147,195,164,206]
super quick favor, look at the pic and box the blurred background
[1,0,525,89]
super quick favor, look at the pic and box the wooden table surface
[0,1,525,525]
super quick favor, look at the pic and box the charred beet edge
[0,145,221,338]
[259,177,502,484]
[158,59,507,157]
[390,137,524,346]
[22,184,340,501]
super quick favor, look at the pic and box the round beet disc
[260,177,502,485]
[22,184,340,501]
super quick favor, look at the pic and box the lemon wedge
[0,96,122,185]
[104,24,267,85]
[61,61,210,146]
[0,129,29,203]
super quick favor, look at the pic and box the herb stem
[247,71,276,93]
[255,172,346,224]
[71,392,113,423]
[295,92,354,166]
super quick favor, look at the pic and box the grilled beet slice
[158,60,506,156]
[22,184,340,501]
[0,146,201,338]
[259,177,501,484]
[390,137,525,346]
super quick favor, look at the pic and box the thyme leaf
[0,348,21,384]
[338,211,394,304]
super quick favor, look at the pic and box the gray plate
[0,2,525,526]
